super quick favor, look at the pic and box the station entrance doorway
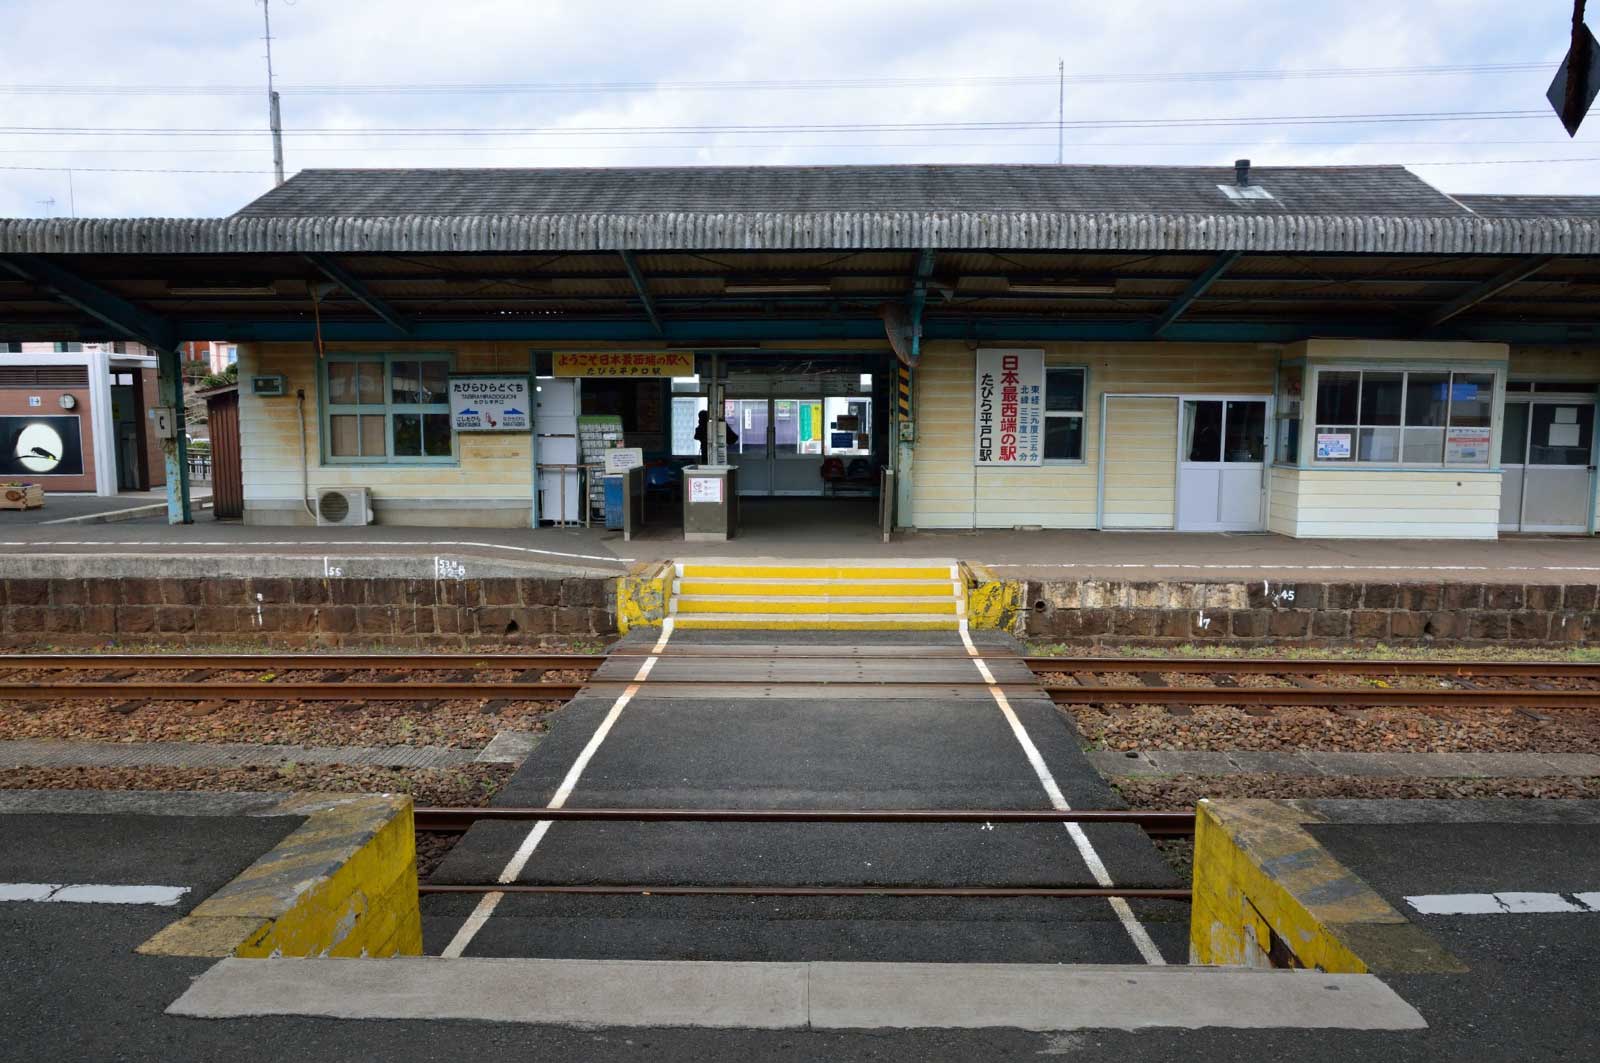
[670,351,891,540]
[1499,387,1597,534]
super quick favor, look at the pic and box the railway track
[0,652,1596,712]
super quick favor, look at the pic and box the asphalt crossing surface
[423,629,1189,963]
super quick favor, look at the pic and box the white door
[1501,398,1595,533]
[1177,398,1269,532]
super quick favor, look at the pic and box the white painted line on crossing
[957,627,1165,966]
[1406,891,1597,915]
[439,622,672,958]
[0,882,188,906]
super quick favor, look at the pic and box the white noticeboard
[688,476,724,504]
[449,376,530,432]
[1315,432,1351,460]
[603,447,644,473]
[974,348,1044,466]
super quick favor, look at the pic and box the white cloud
[0,0,1592,217]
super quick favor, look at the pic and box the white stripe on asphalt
[1407,891,1599,915]
[958,625,1165,966]
[439,621,673,958]
[0,882,188,905]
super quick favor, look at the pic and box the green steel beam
[1153,251,1243,336]
[1427,255,1557,326]
[164,316,1600,345]
[0,253,176,349]
[619,251,664,337]
[304,253,413,335]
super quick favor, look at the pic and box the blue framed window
[321,353,455,464]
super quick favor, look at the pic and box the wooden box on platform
[0,483,43,510]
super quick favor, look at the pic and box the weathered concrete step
[671,595,962,615]
[669,613,962,631]
[678,560,959,581]
[171,957,1426,1031]
[674,578,959,597]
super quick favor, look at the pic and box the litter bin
[682,464,738,541]
[602,475,625,530]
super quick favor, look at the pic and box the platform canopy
[1,163,1598,349]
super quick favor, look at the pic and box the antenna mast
[1056,59,1064,164]
[262,0,285,185]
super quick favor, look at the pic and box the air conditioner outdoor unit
[315,487,372,527]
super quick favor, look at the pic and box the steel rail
[1044,686,1600,708]
[412,806,1197,834]
[2,679,1596,707]
[417,883,1192,900]
[0,653,606,671]
[2,652,1597,679]
[0,681,586,700]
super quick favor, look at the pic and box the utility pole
[1056,59,1064,164]
[66,170,75,217]
[261,0,285,185]
[37,197,55,216]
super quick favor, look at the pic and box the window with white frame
[1312,368,1495,466]
[323,354,454,463]
[1043,366,1086,461]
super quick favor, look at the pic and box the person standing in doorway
[694,409,737,463]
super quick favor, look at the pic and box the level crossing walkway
[422,629,1187,965]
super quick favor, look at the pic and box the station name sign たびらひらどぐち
[553,352,696,378]
[449,377,530,432]
[974,349,1043,466]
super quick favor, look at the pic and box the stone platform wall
[1023,579,1595,646]
[0,576,617,648]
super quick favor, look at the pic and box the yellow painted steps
[666,559,965,630]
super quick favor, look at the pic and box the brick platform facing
[0,576,617,648]
[1024,579,1596,646]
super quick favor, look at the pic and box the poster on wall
[1315,432,1351,460]
[1,415,84,476]
[553,352,695,378]
[974,348,1044,466]
[448,376,530,432]
[1445,427,1491,463]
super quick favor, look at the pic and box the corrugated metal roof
[3,211,1598,255]
[233,164,1465,217]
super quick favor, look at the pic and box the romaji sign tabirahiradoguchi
[974,348,1044,466]
[448,376,531,432]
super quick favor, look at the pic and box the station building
[1,163,1596,538]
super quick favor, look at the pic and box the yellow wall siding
[239,342,537,510]
[1270,468,1501,539]
[1102,396,1179,528]
[907,341,1276,529]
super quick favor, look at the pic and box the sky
[0,0,1594,218]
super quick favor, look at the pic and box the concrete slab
[168,956,1426,1032]
[3,515,1599,582]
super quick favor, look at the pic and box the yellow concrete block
[139,793,421,960]
[675,580,957,597]
[963,564,1023,632]
[673,597,959,615]
[616,561,671,634]
[1188,799,1464,975]
[680,563,955,581]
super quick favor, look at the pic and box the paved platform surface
[1310,810,1600,1061]
[0,487,212,526]
[424,629,1189,966]
[1,510,1594,581]
[3,795,1597,1056]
